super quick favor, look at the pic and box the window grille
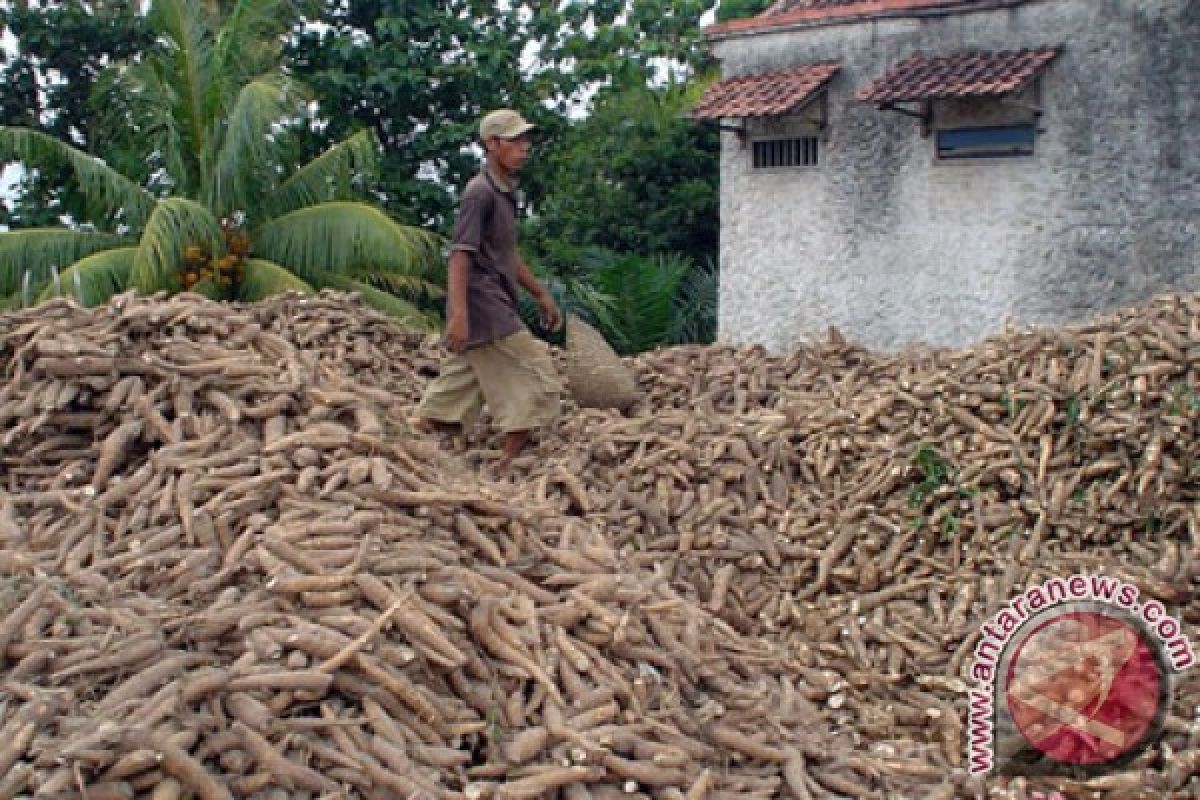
[752,137,819,169]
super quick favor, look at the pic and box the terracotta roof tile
[855,48,1059,103]
[770,0,938,10]
[707,0,1009,36]
[691,63,840,120]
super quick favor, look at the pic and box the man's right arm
[444,249,471,352]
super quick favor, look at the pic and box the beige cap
[480,109,535,140]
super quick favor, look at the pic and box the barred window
[752,137,820,169]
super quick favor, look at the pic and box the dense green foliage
[0,0,441,323]
[528,85,718,275]
[0,0,729,349]
[286,0,718,232]
[521,84,720,351]
[0,1,152,228]
[519,249,717,356]
[716,0,775,23]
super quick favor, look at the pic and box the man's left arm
[515,256,562,331]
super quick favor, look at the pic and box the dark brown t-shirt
[449,169,525,349]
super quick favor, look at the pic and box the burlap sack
[561,315,639,411]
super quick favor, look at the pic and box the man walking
[412,109,563,472]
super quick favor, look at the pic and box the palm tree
[0,0,442,328]
[586,250,717,355]
[522,247,717,355]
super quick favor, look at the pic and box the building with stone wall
[696,0,1199,351]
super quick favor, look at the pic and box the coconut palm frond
[89,66,166,191]
[558,277,621,334]
[519,261,620,344]
[100,59,199,197]
[258,130,380,221]
[589,252,690,355]
[316,272,442,332]
[149,0,215,189]
[250,201,441,282]
[236,257,315,302]
[671,257,718,345]
[36,247,137,307]
[212,0,301,81]
[211,73,309,215]
[0,229,129,296]
[347,268,445,301]
[130,197,222,293]
[0,127,155,228]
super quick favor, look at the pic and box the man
[412,109,563,472]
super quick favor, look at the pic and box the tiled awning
[856,48,1059,104]
[706,1,1016,37]
[769,0,981,13]
[692,63,840,120]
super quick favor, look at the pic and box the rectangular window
[752,137,819,169]
[936,124,1036,160]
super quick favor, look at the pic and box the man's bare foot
[481,431,531,480]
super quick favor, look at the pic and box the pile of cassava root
[1,288,1197,800]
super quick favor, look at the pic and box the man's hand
[537,293,562,332]
[515,258,562,332]
[444,312,469,352]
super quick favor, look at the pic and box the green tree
[2,1,726,234]
[287,1,561,232]
[0,0,441,325]
[527,83,719,273]
[560,0,718,89]
[716,0,775,22]
[0,0,153,228]
[287,0,721,232]
[517,80,721,353]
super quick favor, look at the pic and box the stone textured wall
[710,0,1199,352]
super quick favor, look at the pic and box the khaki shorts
[416,329,562,433]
